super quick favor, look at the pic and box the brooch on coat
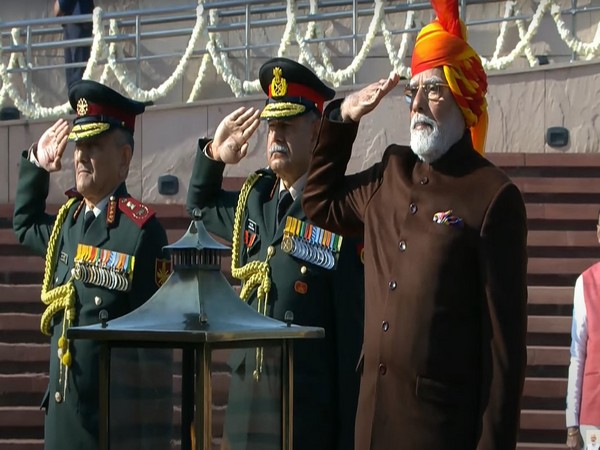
[72,244,135,291]
[281,217,342,270]
[432,209,464,228]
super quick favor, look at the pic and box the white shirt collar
[84,193,113,217]
[278,173,307,201]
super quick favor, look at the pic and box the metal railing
[0,0,598,114]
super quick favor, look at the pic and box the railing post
[571,0,578,62]
[26,25,32,104]
[245,3,250,85]
[136,14,142,88]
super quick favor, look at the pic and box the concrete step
[0,285,42,315]
[0,407,44,439]
[0,313,45,344]
[0,439,43,450]
[0,343,48,375]
[0,374,47,407]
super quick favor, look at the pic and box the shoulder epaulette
[64,187,83,199]
[118,196,156,228]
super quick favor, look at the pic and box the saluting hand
[340,72,400,123]
[211,106,261,164]
[36,118,70,173]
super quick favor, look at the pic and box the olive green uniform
[186,141,365,450]
[13,155,169,450]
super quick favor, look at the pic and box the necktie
[83,210,95,233]
[277,191,293,223]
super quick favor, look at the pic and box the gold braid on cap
[69,122,111,141]
[261,102,306,119]
[40,197,78,401]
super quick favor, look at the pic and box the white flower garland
[0,0,599,118]
[107,3,206,102]
[381,0,414,79]
[551,3,600,59]
[480,0,550,70]
[293,0,386,86]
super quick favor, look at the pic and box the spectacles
[403,82,450,103]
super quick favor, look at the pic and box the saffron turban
[411,0,488,154]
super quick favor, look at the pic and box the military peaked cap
[68,80,145,141]
[259,57,335,120]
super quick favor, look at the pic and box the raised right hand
[211,106,261,164]
[340,72,400,123]
[36,118,70,173]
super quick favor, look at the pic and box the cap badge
[271,67,287,97]
[76,98,88,116]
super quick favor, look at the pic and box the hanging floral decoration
[0,0,598,118]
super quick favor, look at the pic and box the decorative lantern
[68,213,324,449]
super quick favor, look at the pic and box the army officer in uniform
[13,80,170,449]
[186,58,365,450]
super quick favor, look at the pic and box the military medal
[281,217,343,270]
[73,244,135,291]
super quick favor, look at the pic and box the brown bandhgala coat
[302,100,528,450]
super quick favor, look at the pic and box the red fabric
[581,263,600,425]
[268,82,326,112]
[82,102,136,131]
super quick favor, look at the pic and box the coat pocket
[415,375,469,406]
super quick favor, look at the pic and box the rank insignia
[270,67,287,97]
[244,219,259,248]
[281,217,342,270]
[76,97,88,116]
[73,244,135,292]
[432,209,464,228]
[155,258,172,287]
[60,251,68,265]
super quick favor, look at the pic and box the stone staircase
[1,153,600,449]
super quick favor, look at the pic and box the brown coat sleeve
[477,182,528,450]
[303,99,385,237]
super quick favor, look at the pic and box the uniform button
[55,276,59,283]
[379,363,387,375]
[389,281,397,290]
[382,321,389,332]
[420,176,429,185]
[398,240,407,252]
[54,391,62,403]
[94,296,102,306]
[409,202,418,214]
[300,265,308,275]
[267,245,276,257]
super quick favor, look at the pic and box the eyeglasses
[403,81,450,103]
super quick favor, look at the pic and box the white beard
[410,112,465,163]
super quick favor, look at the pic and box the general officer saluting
[13,80,170,450]
[187,57,365,450]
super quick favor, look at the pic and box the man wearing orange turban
[302,1,528,449]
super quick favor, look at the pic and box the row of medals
[72,244,133,292]
[280,217,341,270]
